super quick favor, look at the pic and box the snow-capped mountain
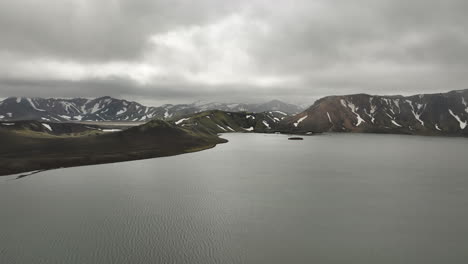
[278,89,468,136]
[0,96,303,122]
[0,96,160,122]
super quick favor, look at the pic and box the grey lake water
[1,133,468,263]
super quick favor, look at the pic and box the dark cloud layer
[1,0,467,105]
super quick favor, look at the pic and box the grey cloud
[0,76,310,105]
[0,0,246,61]
[1,0,468,104]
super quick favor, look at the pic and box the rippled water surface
[1,133,468,263]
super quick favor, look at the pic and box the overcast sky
[0,0,467,106]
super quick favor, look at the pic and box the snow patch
[164,109,171,119]
[342,100,365,126]
[243,127,254,131]
[369,99,377,114]
[216,124,227,131]
[16,97,22,103]
[462,97,468,113]
[60,101,80,114]
[326,112,332,123]
[58,115,72,120]
[340,99,347,108]
[293,115,308,127]
[435,124,442,131]
[391,120,402,127]
[448,109,467,129]
[91,103,103,114]
[41,123,52,131]
[393,99,400,113]
[27,98,46,112]
[116,107,127,115]
[175,118,190,125]
[226,125,235,132]
[1,123,15,126]
[364,108,375,123]
[406,100,425,126]
[102,129,122,132]
[81,99,91,113]
[348,102,365,126]
[262,120,271,129]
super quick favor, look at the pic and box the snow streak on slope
[406,100,425,126]
[216,124,227,132]
[27,98,46,112]
[449,109,467,129]
[293,115,308,127]
[341,99,365,126]
[41,123,52,131]
[327,112,332,123]
[175,118,190,125]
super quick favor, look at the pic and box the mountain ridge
[278,89,468,136]
[0,97,303,122]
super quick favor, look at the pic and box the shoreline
[0,142,224,177]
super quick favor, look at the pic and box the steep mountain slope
[0,97,301,122]
[0,120,226,176]
[169,110,288,134]
[279,89,468,136]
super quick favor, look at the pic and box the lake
[1,133,468,263]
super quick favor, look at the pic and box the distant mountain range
[278,89,468,136]
[3,88,467,175]
[2,89,468,137]
[0,97,304,122]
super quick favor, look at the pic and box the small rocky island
[288,137,304,140]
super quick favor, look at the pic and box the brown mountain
[278,89,468,136]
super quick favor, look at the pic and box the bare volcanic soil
[0,120,226,176]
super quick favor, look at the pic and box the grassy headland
[0,120,226,176]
